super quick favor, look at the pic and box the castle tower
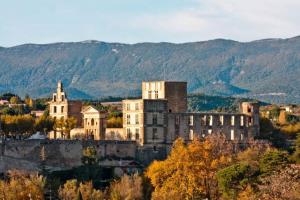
[240,102,260,137]
[142,81,187,113]
[49,81,83,139]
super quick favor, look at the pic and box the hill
[0,37,300,103]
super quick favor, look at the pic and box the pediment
[82,105,100,114]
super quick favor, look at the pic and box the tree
[0,170,45,200]
[109,174,143,200]
[58,179,104,200]
[259,149,290,176]
[292,133,300,163]
[257,164,300,200]
[217,163,257,200]
[9,96,20,104]
[34,115,55,133]
[146,135,234,199]
[81,146,99,165]
[64,117,77,139]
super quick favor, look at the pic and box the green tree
[292,133,300,163]
[217,163,257,200]
[259,149,290,176]
[9,96,20,104]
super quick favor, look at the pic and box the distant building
[49,81,82,127]
[0,100,9,105]
[30,110,44,118]
[123,81,260,147]
[82,105,107,140]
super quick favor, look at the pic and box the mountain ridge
[0,36,300,103]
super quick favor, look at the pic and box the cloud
[131,0,300,42]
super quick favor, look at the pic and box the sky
[1,0,300,47]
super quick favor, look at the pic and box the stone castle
[0,80,260,173]
[49,80,260,147]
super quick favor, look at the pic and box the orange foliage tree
[146,135,234,200]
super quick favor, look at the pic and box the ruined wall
[0,140,137,173]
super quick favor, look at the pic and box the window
[126,114,131,125]
[153,114,158,125]
[145,82,149,90]
[189,115,193,126]
[53,106,57,113]
[153,128,158,140]
[61,106,64,113]
[220,115,224,126]
[209,115,213,126]
[201,116,207,126]
[127,128,132,140]
[241,133,244,140]
[231,116,235,126]
[135,128,140,140]
[175,115,180,125]
[248,107,252,113]
[126,103,131,111]
[91,118,94,126]
[201,130,206,137]
[148,91,151,99]
[62,95,64,101]
[231,130,235,140]
[240,116,244,126]
[189,129,194,140]
[53,95,57,102]
[155,91,158,99]
[135,114,139,124]
[208,129,212,134]
[135,103,139,110]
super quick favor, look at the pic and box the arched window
[91,118,95,126]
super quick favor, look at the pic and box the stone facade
[142,81,187,112]
[122,99,168,146]
[49,81,83,127]
[124,81,260,147]
[82,105,107,140]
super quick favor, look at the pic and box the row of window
[125,103,140,111]
[189,129,243,141]
[147,91,159,99]
[84,118,98,126]
[126,128,140,140]
[187,115,245,127]
[144,82,161,91]
[126,114,140,125]
[53,94,65,102]
[126,114,160,125]
[53,106,64,114]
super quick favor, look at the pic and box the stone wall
[0,140,137,173]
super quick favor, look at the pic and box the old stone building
[123,81,260,147]
[142,81,187,112]
[123,99,168,146]
[82,105,107,140]
[49,81,83,126]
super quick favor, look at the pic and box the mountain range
[0,36,300,103]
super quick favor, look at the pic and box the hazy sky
[1,0,300,47]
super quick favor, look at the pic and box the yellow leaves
[0,170,45,200]
[146,136,234,199]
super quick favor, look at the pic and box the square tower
[142,81,187,113]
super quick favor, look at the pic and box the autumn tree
[58,179,104,200]
[146,135,234,200]
[0,170,45,200]
[34,115,55,133]
[109,174,143,200]
[81,146,99,165]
